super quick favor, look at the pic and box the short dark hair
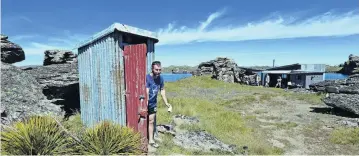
[152,61,161,67]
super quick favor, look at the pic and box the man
[256,74,261,86]
[265,74,270,87]
[146,61,171,148]
[275,76,282,88]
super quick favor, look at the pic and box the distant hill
[162,65,197,73]
[242,66,272,70]
[325,65,342,73]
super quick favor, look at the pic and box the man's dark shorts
[148,106,157,114]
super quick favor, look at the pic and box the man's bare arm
[160,89,169,107]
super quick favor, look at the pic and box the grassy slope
[61,75,359,155]
[155,76,324,155]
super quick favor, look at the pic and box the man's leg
[148,113,156,143]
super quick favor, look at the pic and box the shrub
[75,121,143,155]
[1,115,73,155]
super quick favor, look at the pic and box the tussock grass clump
[1,115,74,155]
[63,112,84,134]
[330,127,359,145]
[75,121,143,155]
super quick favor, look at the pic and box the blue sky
[2,0,359,67]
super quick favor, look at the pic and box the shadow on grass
[309,107,359,118]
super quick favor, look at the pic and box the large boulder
[1,62,64,125]
[312,74,359,115]
[43,50,77,66]
[1,34,25,64]
[22,63,80,115]
[340,54,359,75]
[323,93,359,115]
[196,57,247,83]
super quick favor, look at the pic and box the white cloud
[11,35,37,41]
[19,32,88,56]
[157,10,359,45]
[18,16,33,23]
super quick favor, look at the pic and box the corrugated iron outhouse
[76,23,158,150]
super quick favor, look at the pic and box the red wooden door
[124,43,148,152]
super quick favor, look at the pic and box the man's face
[152,64,162,76]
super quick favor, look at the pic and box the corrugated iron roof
[261,70,292,74]
[75,23,159,49]
[266,63,300,70]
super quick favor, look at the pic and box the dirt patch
[239,93,359,155]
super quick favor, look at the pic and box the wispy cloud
[20,31,88,56]
[157,10,359,45]
[18,16,32,23]
[22,42,71,55]
[11,35,37,41]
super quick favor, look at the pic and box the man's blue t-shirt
[146,74,164,108]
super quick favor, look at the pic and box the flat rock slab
[323,93,359,115]
[173,130,237,154]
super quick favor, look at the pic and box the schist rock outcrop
[195,57,252,83]
[340,54,359,75]
[1,62,63,125]
[43,50,78,66]
[310,74,359,116]
[1,36,81,125]
[23,50,80,116]
[1,34,25,64]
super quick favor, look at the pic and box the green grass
[325,65,342,72]
[62,112,84,134]
[274,122,298,129]
[283,92,324,105]
[330,127,359,145]
[156,76,285,155]
[58,76,324,155]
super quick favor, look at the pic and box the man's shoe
[149,142,159,148]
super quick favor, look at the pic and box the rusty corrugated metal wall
[124,44,148,139]
[78,32,127,127]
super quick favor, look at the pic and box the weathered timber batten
[76,23,158,128]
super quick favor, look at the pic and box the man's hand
[167,103,172,112]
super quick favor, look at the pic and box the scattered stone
[1,62,64,125]
[173,114,200,126]
[287,88,316,94]
[173,130,238,154]
[338,119,359,127]
[1,34,25,63]
[43,50,77,66]
[157,124,176,136]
